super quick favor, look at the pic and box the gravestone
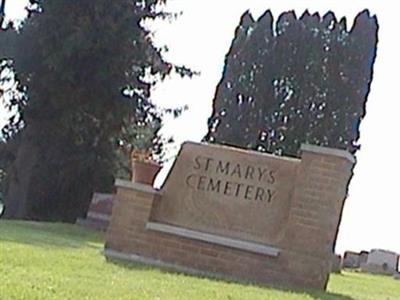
[361,249,399,275]
[359,250,369,265]
[331,254,342,273]
[343,251,362,268]
[104,142,355,290]
[77,193,114,231]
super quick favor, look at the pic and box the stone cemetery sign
[104,142,355,290]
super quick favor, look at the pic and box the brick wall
[283,145,355,288]
[104,144,355,290]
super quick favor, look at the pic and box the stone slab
[115,179,161,195]
[146,221,280,256]
[301,144,356,163]
[151,142,300,246]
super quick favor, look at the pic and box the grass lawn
[0,221,399,300]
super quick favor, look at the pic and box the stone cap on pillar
[115,179,162,196]
[300,144,356,164]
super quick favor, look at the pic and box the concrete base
[146,221,280,256]
[104,248,233,281]
[103,248,286,288]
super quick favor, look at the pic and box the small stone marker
[343,251,362,268]
[77,193,114,231]
[331,254,342,273]
[359,250,369,265]
[104,142,355,290]
[361,249,399,275]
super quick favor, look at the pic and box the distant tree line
[205,10,378,157]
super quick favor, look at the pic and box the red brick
[200,248,219,258]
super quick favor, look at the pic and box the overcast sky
[2,0,399,256]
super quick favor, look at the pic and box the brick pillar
[105,179,161,253]
[284,144,355,288]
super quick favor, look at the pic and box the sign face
[185,156,277,203]
[151,142,299,245]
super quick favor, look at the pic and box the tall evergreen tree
[0,0,5,25]
[205,10,378,157]
[0,0,190,221]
